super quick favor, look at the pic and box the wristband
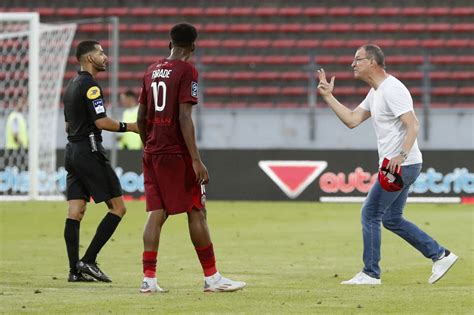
[118,122,127,132]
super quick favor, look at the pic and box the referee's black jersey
[63,71,107,142]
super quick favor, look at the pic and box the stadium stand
[2,2,473,108]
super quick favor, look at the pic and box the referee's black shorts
[65,140,122,203]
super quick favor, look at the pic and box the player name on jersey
[152,69,172,79]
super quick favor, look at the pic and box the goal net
[0,13,77,200]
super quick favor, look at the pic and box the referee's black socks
[82,212,122,263]
[64,218,80,274]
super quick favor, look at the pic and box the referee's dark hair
[170,23,197,47]
[361,44,386,69]
[123,89,136,98]
[76,40,100,61]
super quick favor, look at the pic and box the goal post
[0,12,77,200]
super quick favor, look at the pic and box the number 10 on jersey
[151,81,166,112]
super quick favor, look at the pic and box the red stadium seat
[314,55,336,64]
[345,39,370,48]
[248,39,271,48]
[203,72,231,80]
[146,40,169,48]
[105,7,128,16]
[401,7,425,16]
[35,7,55,16]
[396,39,421,48]
[240,56,264,64]
[329,24,352,32]
[328,7,351,16]
[402,23,426,32]
[254,7,278,16]
[451,7,474,16]
[289,56,310,64]
[279,24,302,32]
[205,87,230,96]
[155,7,178,16]
[352,7,376,16]
[432,87,457,96]
[81,8,105,16]
[254,24,279,32]
[279,7,302,16]
[378,23,400,32]
[198,39,220,48]
[296,39,320,48]
[458,87,474,95]
[282,87,305,96]
[264,56,288,64]
[228,7,253,16]
[302,24,327,32]
[129,24,154,33]
[426,7,450,16]
[272,39,296,48]
[421,39,445,47]
[155,24,175,32]
[121,40,146,49]
[427,24,451,32]
[205,7,228,16]
[120,56,142,64]
[353,23,377,32]
[204,24,227,33]
[452,23,474,32]
[450,72,474,80]
[445,39,472,47]
[231,87,255,95]
[257,72,279,80]
[376,7,400,16]
[56,8,80,16]
[232,72,254,80]
[130,7,155,16]
[278,102,303,108]
[256,87,279,96]
[303,7,327,16]
[252,102,275,108]
[180,7,204,16]
[213,56,239,64]
[228,24,252,32]
[78,24,105,33]
[321,40,345,48]
[281,71,307,80]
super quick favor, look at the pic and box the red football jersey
[139,58,198,155]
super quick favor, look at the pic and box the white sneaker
[341,272,381,285]
[203,272,246,292]
[429,252,458,284]
[139,277,168,293]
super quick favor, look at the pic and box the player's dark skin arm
[95,117,139,133]
[137,102,147,145]
[179,103,209,184]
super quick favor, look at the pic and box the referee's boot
[76,260,112,282]
[68,272,96,282]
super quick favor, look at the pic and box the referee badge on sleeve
[86,86,101,99]
[92,99,105,114]
[191,81,198,97]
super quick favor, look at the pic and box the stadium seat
[321,40,345,48]
[279,24,302,32]
[121,39,146,48]
[155,7,178,16]
[427,24,451,32]
[282,87,305,96]
[278,7,302,16]
[451,7,474,16]
[426,7,450,16]
[329,24,352,32]
[105,7,129,16]
[458,87,474,95]
[396,39,421,48]
[78,24,105,33]
[302,24,327,32]
[328,7,351,16]
[254,24,279,32]
[198,39,220,48]
[248,39,271,48]
[352,7,376,16]
[402,23,426,32]
[256,87,279,96]
[231,87,255,95]
[81,8,105,16]
[272,39,296,48]
[228,7,253,16]
[401,7,425,16]
[228,24,252,32]
[378,23,401,32]
[35,7,55,16]
[146,40,169,48]
[303,7,327,16]
[254,7,278,16]
[445,39,472,47]
[452,23,474,32]
[204,24,228,33]
[205,7,228,16]
[257,72,280,80]
[205,87,230,96]
[180,7,204,16]
[56,8,80,16]
[376,7,400,16]
[421,39,445,48]
[130,7,155,16]
[129,24,154,33]
[353,23,377,32]
[296,39,321,48]
[222,39,246,48]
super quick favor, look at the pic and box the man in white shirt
[317,44,457,285]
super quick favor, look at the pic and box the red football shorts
[143,153,206,215]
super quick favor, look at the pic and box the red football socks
[143,251,157,278]
[195,243,217,277]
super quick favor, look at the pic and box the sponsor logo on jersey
[92,99,105,114]
[191,81,198,97]
[86,86,101,99]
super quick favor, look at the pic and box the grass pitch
[0,201,472,314]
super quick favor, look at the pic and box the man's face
[351,49,372,80]
[120,94,135,108]
[88,45,108,72]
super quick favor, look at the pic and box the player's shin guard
[195,243,217,277]
[143,251,158,278]
[64,218,80,274]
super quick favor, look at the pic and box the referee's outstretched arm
[95,117,139,133]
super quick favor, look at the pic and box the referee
[62,40,138,283]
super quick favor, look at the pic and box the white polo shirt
[359,75,423,166]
